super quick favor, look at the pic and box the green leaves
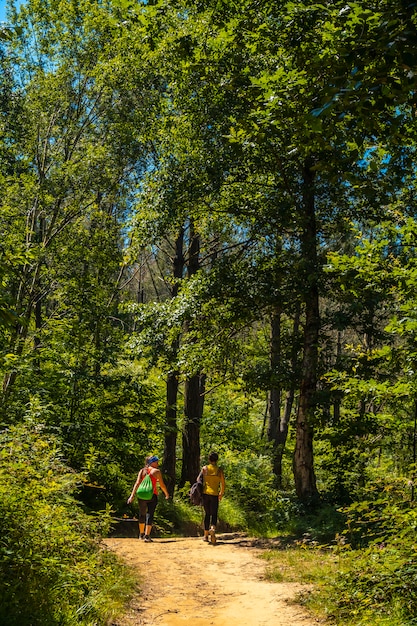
[328,479,417,622]
[0,421,134,625]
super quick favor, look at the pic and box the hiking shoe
[139,533,145,540]
[144,535,153,543]
[203,536,209,542]
[209,527,216,545]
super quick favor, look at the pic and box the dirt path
[104,533,319,626]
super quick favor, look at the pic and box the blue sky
[0,1,24,23]
[0,1,10,23]
[0,1,7,22]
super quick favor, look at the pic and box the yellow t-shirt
[203,463,222,495]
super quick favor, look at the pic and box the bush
[326,478,417,624]
[221,451,277,508]
[284,500,346,543]
[0,421,134,626]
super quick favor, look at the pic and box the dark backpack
[189,471,203,506]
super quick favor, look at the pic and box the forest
[1,0,417,624]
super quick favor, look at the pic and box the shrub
[0,421,133,626]
[327,478,417,624]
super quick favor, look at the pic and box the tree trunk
[181,372,206,485]
[268,306,283,483]
[271,304,300,487]
[163,369,179,497]
[162,227,184,496]
[293,159,320,502]
[268,306,281,443]
[2,210,44,398]
[333,330,342,422]
[181,219,205,486]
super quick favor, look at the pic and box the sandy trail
[105,533,319,626]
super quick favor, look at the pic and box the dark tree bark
[269,304,300,487]
[181,372,206,486]
[293,159,320,502]
[268,306,282,482]
[162,227,184,496]
[163,369,179,497]
[268,306,281,443]
[180,219,206,486]
[333,330,342,422]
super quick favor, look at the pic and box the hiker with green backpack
[127,455,169,542]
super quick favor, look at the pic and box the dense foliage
[1,0,417,623]
[0,421,133,625]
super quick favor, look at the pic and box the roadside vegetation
[259,483,417,626]
[0,421,136,626]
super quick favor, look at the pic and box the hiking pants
[138,493,158,525]
[202,494,219,530]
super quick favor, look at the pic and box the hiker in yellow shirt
[201,452,225,545]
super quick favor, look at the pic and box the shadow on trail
[152,533,290,549]
[109,521,314,550]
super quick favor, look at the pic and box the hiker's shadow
[155,537,226,545]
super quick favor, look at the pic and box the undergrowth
[260,481,417,626]
[0,421,135,626]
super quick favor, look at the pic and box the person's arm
[219,469,225,500]
[155,469,170,499]
[127,469,144,504]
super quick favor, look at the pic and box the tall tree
[137,0,417,500]
[181,219,206,486]
[163,227,184,496]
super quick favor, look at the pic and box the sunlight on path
[105,535,319,626]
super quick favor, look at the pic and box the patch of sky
[0,0,24,24]
[0,1,7,23]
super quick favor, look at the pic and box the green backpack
[136,471,154,500]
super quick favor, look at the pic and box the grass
[261,544,338,584]
[259,544,338,623]
[260,544,417,626]
[154,493,248,536]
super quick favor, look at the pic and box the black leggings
[202,494,219,530]
[138,494,158,525]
